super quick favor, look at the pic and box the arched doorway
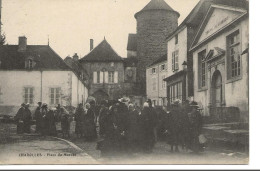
[211,70,222,107]
[92,90,109,105]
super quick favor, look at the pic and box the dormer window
[28,59,33,69]
[25,57,35,69]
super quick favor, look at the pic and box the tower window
[27,59,33,69]
[175,34,178,44]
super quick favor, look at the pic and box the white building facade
[190,5,249,122]
[0,37,88,116]
[146,55,167,106]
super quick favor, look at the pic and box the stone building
[146,54,167,106]
[0,36,88,116]
[127,0,179,95]
[79,39,139,105]
[190,2,249,122]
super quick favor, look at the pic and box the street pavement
[0,123,249,165]
[0,131,97,164]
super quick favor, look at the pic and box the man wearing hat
[187,101,203,153]
[23,103,32,133]
[15,103,26,134]
[34,102,42,133]
[165,99,182,152]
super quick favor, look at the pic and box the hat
[143,102,149,108]
[189,101,199,107]
[37,102,42,105]
[42,103,48,108]
[25,103,30,107]
[173,99,181,105]
[21,103,26,107]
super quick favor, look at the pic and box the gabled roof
[80,39,122,62]
[166,0,249,41]
[190,3,248,51]
[0,45,70,70]
[64,56,89,77]
[148,54,167,67]
[135,0,180,19]
[205,47,225,62]
[127,34,137,51]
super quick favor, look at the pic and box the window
[175,34,178,44]
[108,71,114,83]
[198,50,206,88]
[97,71,100,83]
[28,59,33,69]
[24,87,33,104]
[152,77,157,91]
[162,75,166,89]
[169,82,182,103]
[152,68,156,74]
[110,62,114,67]
[50,88,61,105]
[172,50,179,71]
[161,64,165,71]
[227,30,241,79]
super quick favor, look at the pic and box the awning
[164,70,186,82]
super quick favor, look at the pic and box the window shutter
[93,72,97,83]
[100,71,104,83]
[114,71,118,83]
[104,71,108,83]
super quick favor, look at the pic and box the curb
[52,136,98,163]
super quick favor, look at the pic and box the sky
[1,0,200,58]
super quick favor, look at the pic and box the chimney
[73,53,79,61]
[90,39,94,51]
[18,36,27,52]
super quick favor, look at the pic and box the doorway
[212,70,222,107]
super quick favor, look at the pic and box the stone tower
[135,0,179,94]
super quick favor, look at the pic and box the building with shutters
[79,38,138,105]
[146,54,167,106]
[190,1,249,122]
[0,36,89,116]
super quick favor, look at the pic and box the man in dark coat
[34,102,42,133]
[61,107,70,138]
[165,100,182,152]
[147,99,158,145]
[41,103,49,136]
[83,103,96,141]
[188,101,203,153]
[139,102,156,153]
[23,103,32,134]
[15,103,25,134]
[75,103,84,138]
[46,108,57,136]
[98,100,109,137]
[97,101,118,157]
[126,103,140,153]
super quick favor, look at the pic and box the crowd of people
[95,98,204,157]
[14,98,204,157]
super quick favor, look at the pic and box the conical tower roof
[135,0,180,18]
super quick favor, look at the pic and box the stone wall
[136,10,179,94]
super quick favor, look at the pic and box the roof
[164,70,186,82]
[80,39,122,62]
[127,34,137,51]
[135,0,180,19]
[148,54,167,67]
[166,0,249,40]
[0,45,70,70]
[123,57,138,67]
